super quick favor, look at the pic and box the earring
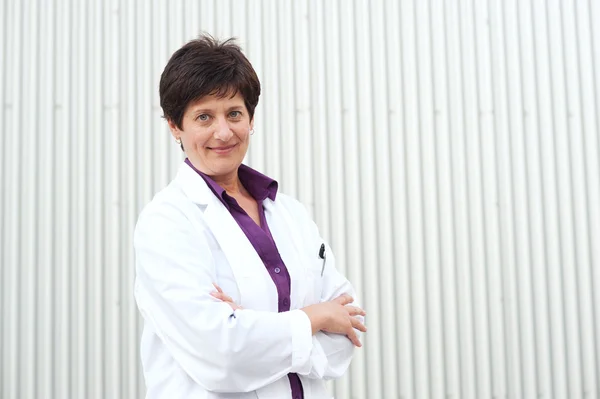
[250,129,255,136]
[175,138,181,144]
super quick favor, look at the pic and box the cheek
[190,130,212,147]
[237,128,251,143]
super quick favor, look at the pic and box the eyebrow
[190,105,244,115]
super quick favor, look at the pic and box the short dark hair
[159,34,261,130]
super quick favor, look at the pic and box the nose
[213,117,233,141]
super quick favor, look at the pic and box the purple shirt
[185,159,304,399]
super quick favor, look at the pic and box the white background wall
[1,0,599,398]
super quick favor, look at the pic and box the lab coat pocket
[304,259,325,305]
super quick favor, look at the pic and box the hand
[210,283,243,310]
[301,294,367,347]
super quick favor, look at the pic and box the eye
[197,114,210,121]
[229,110,242,118]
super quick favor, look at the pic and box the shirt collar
[184,158,278,204]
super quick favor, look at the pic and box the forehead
[187,91,245,111]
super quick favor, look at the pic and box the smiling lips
[209,143,237,155]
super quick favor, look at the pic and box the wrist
[302,304,327,335]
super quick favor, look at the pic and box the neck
[212,172,242,196]
[185,158,245,195]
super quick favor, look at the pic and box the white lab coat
[134,162,361,399]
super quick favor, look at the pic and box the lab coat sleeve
[133,202,314,393]
[292,202,363,380]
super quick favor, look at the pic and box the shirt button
[283,298,289,306]
[274,267,281,274]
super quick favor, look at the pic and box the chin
[208,161,241,176]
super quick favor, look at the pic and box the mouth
[208,143,237,155]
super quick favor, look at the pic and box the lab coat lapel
[202,200,263,280]
[175,163,271,308]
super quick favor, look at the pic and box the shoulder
[274,192,312,219]
[135,180,196,236]
[272,193,321,240]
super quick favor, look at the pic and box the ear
[167,119,180,140]
[249,117,254,132]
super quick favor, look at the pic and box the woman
[134,34,366,399]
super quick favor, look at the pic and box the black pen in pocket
[319,243,326,276]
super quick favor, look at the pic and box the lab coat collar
[175,162,217,206]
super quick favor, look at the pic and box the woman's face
[169,92,253,180]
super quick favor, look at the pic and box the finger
[351,317,367,333]
[225,301,243,311]
[212,283,223,293]
[225,302,244,310]
[210,292,234,303]
[219,293,235,303]
[346,328,362,347]
[333,294,354,306]
[345,306,366,317]
[210,291,225,300]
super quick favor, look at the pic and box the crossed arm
[211,283,367,347]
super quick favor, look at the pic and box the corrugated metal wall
[1,0,599,398]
